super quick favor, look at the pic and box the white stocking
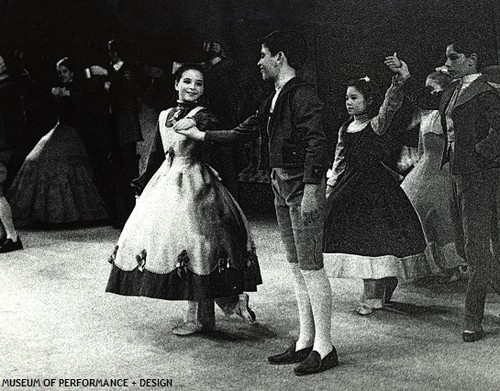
[289,263,315,350]
[302,268,333,359]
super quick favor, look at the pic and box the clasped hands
[172,117,205,141]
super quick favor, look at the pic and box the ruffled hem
[8,160,110,226]
[323,252,430,281]
[106,254,262,301]
[7,122,110,226]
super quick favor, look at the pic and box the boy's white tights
[290,263,333,358]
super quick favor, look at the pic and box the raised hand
[384,52,403,73]
[385,52,410,79]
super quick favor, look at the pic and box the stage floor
[0,214,499,391]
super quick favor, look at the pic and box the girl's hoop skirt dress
[106,105,262,300]
[7,88,109,226]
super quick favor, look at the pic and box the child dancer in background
[324,56,429,315]
[400,71,466,283]
[106,63,261,335]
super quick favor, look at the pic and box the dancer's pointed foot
[235,293,256,324]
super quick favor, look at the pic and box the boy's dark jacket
[205,77,329,183]
[401,75,500,174]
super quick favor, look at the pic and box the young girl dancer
[400,71,466,283]
[324,58,429,315]
[106,63,261,335]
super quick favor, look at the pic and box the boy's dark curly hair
[260,30,308,69]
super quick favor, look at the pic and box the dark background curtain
[1,0,499,155]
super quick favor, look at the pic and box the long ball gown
[106,103,262,301]
[7,84,109,226]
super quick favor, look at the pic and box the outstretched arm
[385,53,441,110]
[174,111,260,144]
[369,53,406,135]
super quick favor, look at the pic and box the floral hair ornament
[359,76,371,82]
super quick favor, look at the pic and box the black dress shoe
[293,347,339,376]
[462,328,484,342]
[268,343,313,365]
[0,237,23,253]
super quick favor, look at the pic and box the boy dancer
[175,30,337,375]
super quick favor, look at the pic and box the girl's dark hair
[426,71,452,89]
[173,63,205,82]
[260,30,307,69]
[346,77,383,118]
